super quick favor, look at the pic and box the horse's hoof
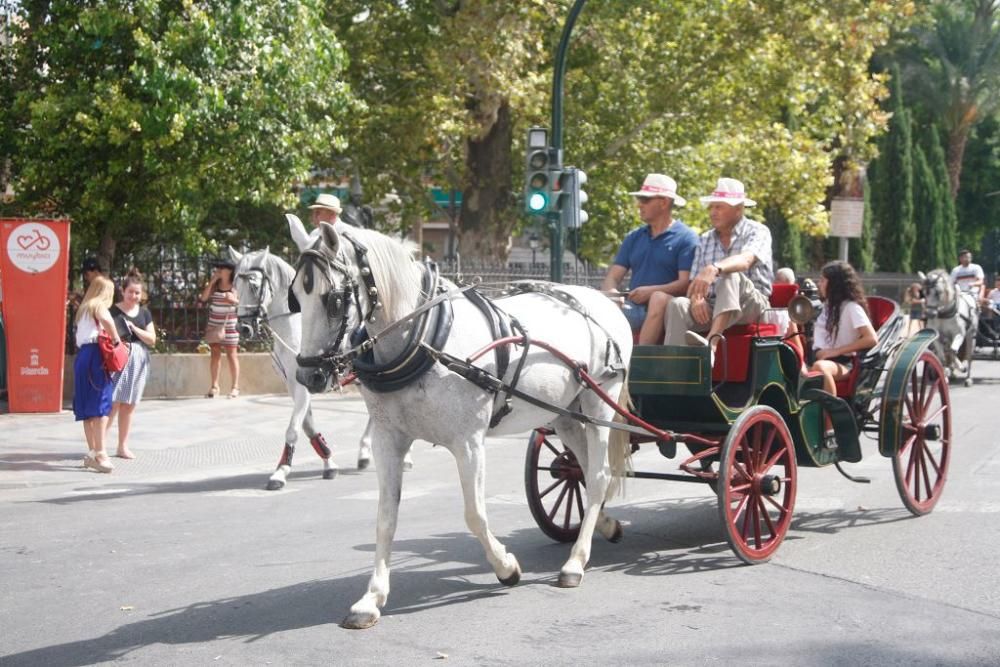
[498,561,521,587]
[403,460,413,472]
[357,458,370,470]
[557,571,583,588]
[266,479,285,491]
[964,378,973,387]
[607,520,624,543]
[341,611,379,630]
[323,468,339,480]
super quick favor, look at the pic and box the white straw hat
[698,178,756,207]
[308,193,343,214]
[627,173,687,207]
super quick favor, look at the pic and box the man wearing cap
[664,178,774,364]
[601,174,699,343]
[288,193,349,251]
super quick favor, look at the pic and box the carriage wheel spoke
[918,444,934,501]
[543,439,562,457]
[763,446,786,472]
[562,484,575,530]
[750,495,763,548]
[920,375,940,415]
[538,477,564,500]
[574,481,585,519]
[757,496,777,539]
[763,493,787,513]
[922,403,948,425]
[547,482,571,522]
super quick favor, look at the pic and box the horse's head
[232,246,275,339]
[921,269,955,318]
[289,222,371,393]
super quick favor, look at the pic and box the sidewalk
[0,387,370,494]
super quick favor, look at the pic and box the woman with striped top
[199,258,241,398]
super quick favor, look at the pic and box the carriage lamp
[529,233,540,265]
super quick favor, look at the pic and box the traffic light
[560,168,589,228]
[524,127,551,215]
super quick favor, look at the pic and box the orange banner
[0,218,72,413]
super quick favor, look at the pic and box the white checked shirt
[692,216,774,296]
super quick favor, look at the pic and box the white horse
[230,246,386,489]
[289,222,634,629]
[920,268,979,387]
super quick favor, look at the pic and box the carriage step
[800,388,862,463]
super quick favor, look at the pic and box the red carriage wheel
[524,429,584,543]
[717,406,797,565]
[890,350,952,515]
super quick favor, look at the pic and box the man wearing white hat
[663,177,774,364]
[288,193,344,251]
[601,173,699,343]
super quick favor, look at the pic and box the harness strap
[424,345,650,436]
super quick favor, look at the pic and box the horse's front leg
[342,424,411,630]
[451,438,521,585]
[301,401,338,480]
[267,378,313,490]
[557,423,614,588]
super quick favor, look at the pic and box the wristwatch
[712,262,723,275]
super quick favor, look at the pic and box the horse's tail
[606,376,633,500]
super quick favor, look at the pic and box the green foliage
[924,124,958,265]
[5,0,358,260]
[956,116,1000,252]
[911,140,942,270]
[872,68,916,272]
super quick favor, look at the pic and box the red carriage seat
[710,284,798,382]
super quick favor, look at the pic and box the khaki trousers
[664,272,771,346]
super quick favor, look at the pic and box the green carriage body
[525,297,952,563]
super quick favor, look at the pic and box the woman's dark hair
[120,266,146,301]
[820,260,867,338]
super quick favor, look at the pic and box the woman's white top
[813,301,872,351]
[75,315,100,348]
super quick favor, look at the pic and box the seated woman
[809,261,877,445]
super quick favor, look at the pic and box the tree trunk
[98,225,116,273]
[946,124,971,199]
[458,100,514,261]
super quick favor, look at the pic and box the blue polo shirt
[614,220,698,289]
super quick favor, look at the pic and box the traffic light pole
[548,0,588,283]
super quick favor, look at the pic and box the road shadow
[27,468,359,505]
[790,506,914,534]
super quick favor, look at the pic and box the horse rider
[951,249,986,301]
[601,173,699,345]
[663,177,774,366]
[288,193,347,251]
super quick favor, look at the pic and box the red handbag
[97,322,130,373]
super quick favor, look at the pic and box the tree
[925,124,959,264]
[872,68,916,272]
[912,139,943,270]
[897,0,1000,198]
[331,0,911,263]
[4,0,357,264]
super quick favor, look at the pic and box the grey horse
[920,269,978,387]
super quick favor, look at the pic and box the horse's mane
[333,227,422,321]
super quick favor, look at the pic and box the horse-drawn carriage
[526,284,952,564]
[287,222,953,627]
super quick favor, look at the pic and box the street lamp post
[528,232,540,267]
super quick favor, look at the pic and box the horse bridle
[289,234,380,374]
[923,272,958,319]
[235,264,295,339]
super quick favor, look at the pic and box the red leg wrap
[310,434,332,459]
[278,443,294,467]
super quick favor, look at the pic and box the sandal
[228,387,240,398]
[83,452,114,473]
[206,386,220,398]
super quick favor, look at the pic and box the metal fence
[71,248,917,353]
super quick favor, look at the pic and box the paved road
[2,362,1000,665]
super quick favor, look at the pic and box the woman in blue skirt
[73,275,123,473]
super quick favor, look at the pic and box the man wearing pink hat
[601,173,699,342]
[663,178,774,364]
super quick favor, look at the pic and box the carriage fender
[878,328,938,458]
